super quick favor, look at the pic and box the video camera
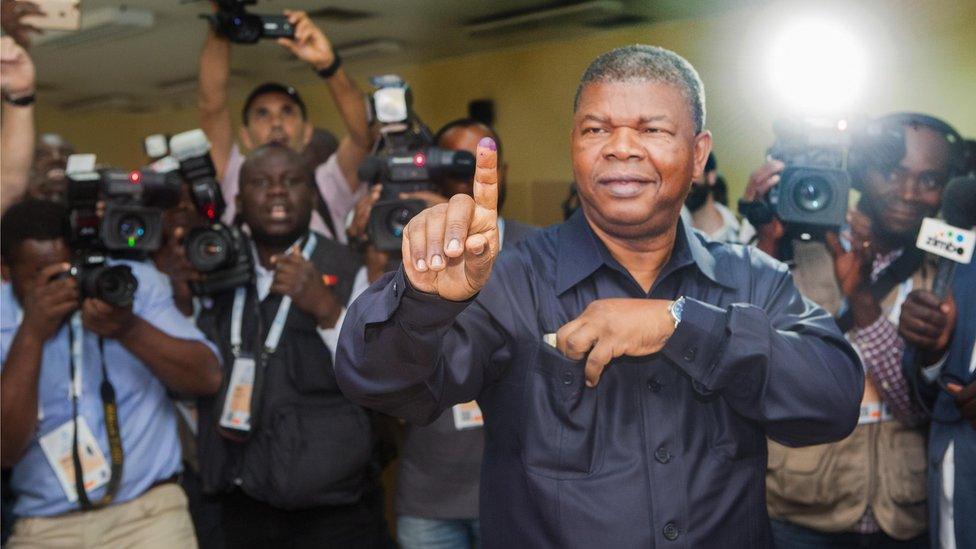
[168,129,253,296]
[202,0,294,44]
[358,75,476,251]
[65,163,182,306]
[743,118,856,239]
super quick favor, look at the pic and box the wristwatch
[3,92,35,106]
[668,297,685,330]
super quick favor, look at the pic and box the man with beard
[194,144,388,547]
[680,152,739,242]
[743,113,964,547]
[197,10,370,242]
[335,45,862,548]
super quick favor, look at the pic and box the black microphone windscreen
[942,176,976,229]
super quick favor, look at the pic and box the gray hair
[574,45,706,133]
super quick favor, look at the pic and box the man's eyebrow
[637,114,670,123]
[581,114,610,124]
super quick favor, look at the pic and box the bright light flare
[767,19,868,114]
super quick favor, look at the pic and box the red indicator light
[205,203,216,220]
[413,153,426,167]
[129,171,141,184]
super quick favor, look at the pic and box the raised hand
[0,1,44,49]
[402,137,499,301]
[276,10,336,71]
[20,262,78,342]
[270,245,341,328]
[0,36,35,100]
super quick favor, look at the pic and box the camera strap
[231,233,318,356]
[67,313,124,510]
[835,247,925,333]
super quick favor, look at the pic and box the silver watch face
[671,298,684,322]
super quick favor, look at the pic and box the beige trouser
[6,483,197,549]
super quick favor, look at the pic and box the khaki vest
[765,240,933,540]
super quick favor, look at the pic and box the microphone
[915,176,976,299]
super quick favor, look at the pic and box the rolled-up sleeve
[661,256,863,447]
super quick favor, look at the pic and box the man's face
[437,125,508,199]
[241,92,312,152]
[860,125,951,242]
[571,81,711,239]
[1,239,71,304]
[28,142,74,203]
[237,148,314,246]
[163,185,206,239]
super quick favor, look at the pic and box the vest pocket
[884,429,927,505]
[521,345,604,479]
[767,441,844,506]
[262,403,372,509]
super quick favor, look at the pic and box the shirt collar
[555,209,734,295]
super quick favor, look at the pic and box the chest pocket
[521,344,604,479]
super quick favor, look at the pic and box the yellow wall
[35,0,976,226]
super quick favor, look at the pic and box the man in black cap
[197,9,370,242]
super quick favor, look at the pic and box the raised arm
[336,139,505,422]
[276,10,371,191]
[1,37,36,214]
[197,28,233,180]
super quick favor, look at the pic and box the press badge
[219,356,256,433]
[38,417,110,502]
[452,401,484,430]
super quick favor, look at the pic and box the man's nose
[602,128,644,161]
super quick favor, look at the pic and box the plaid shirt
[848,249,926,534]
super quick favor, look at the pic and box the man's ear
[240,126,254,151]
[1,260,11,282]
[692,131,713,182]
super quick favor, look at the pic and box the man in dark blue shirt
[336,45,863,548]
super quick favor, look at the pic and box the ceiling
[29,0,757,112]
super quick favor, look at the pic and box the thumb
[277,38,298,52]
[463,233,493,288]
[947,383,963,395]
[824,231,844,259]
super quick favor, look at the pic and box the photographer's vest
[765,240,933,540]
[195,232,373,510]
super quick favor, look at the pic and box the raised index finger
[473,137,498,212]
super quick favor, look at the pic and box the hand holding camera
[80,296,135,340]
[20,262,78,343]
[401,138,499,302]
[0,36,35,100]
[270,245,340,328]
[276,10,336,71]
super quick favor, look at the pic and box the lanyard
[231,234,317,356]
[67,312,124,510]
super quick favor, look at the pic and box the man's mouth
[268,204,290,221]
[596,175,654,198]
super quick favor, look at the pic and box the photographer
[384,118,535,549]
[0,199,222,548]
[680,152,740,243]
[747,114,963,547]
[1,36,36,214]
[194,144,388,547]
[198,8,371,242]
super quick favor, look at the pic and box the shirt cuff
[921,353,949,383]
[660,297,728,386]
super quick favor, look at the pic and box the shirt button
[233,477,243,486]
[683,347,696,362]
[654,447,672,464]
[561,370,574,385]
[393,281,399,297]
[647,377,662,393]
[663,522,679,541]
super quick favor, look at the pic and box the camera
[202,0,294,45]
[67,166,181,253]
[68,252,138,308]
[764,118,853,233]
[169,129,253,295]
[359,75,476,251]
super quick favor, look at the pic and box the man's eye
[285,178,305,187]
[582,127,605,135]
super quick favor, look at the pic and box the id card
[220,356,256,432]
[452,401,484,430]
[38,417,110,503]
